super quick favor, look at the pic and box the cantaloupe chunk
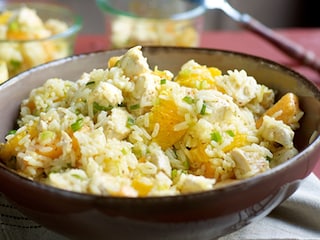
[256,93,302,129]
[147,97,187,150]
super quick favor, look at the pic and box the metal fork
[204,0,320,73]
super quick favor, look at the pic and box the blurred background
[3,0,320,34]
[34,0,320,34]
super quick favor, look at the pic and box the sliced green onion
[86,81,95,86]
[171,169,178,179]
[182,96,194,104]
[183,160,190,169]
[200,103,207,115]
[75,109,82,115]
[8,21,19,31]
[126,117,135,127]
[121,148,128,155]
[71,174,84,180]
[225,130,235,137]
[129,104,140,110]
[199,80,208,90]
[71,118,84,132]
[181,169,189,174]
[115,60,121,67]
[7,130,17,136]
[211,131,222,143]
[10,60,21,70]
[160,79,166,85]
[93,102,113,113]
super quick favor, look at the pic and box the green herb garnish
[183,160,190,169]
[171,169,178,179]
[39,130,55,142]
[93,102,113,113]
[71,174,84,180]
[86,81,95,86]
[160,79,166,85]
[71,118,84,132]
[225,130,235,137]
[200,102,207,115]
[126,117,135,127]
[129,104,140,110]
[182,96,194,104]
[7,130,17,136]
[9,60,21,70]
[8,21,19,31]
[211,131,222,143]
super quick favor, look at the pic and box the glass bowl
[0,2,82,82]
[96,0,206,48]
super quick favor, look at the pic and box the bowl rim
[0,46,319,202]
[96,0,206,20]
[0,2,83,43]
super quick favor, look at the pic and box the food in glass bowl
[0,46,304,197]
[109,16,201,48]
[96,0,205,48]
[0,3,82,83]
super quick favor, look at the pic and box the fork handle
[241,14,320,73]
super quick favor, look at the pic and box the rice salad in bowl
[0,46,304,197]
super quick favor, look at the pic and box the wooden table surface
[75,28,320,178]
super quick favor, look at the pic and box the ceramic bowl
[0,47,320,240]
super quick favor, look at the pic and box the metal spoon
[204,0,320,73]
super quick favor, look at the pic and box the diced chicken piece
[129,73,160,113]
[91,81,123,107]
[177,173,216,194]
[149,143,172,176]
[231,144,271,179]
[270,147,298,168]
[258,115,294,148]
[154,172,173,192]
[100,108,132,140]
[257,85,275,110]
[215,70,259,106]
[118,46,150,78]
[245,85,275,119]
